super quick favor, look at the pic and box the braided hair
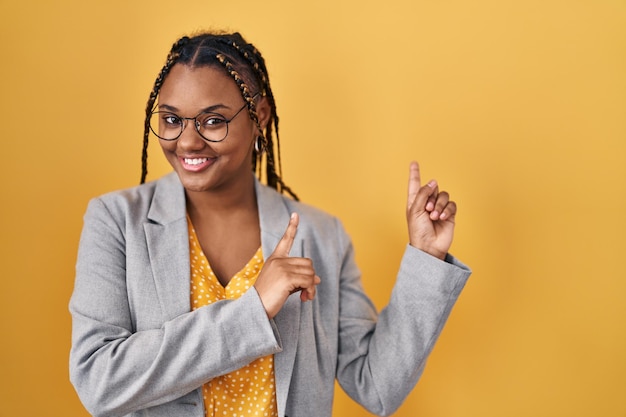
[140,31,298,200]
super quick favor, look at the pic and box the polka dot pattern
[188,218,277,417]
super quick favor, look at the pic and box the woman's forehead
[159,64,241,109]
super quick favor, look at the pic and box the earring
[254,136,265,154]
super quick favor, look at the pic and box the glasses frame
[149,100,250,143]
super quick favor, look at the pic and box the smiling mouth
[180,156,215,172]
[184,157,208,165]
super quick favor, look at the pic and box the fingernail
[428,180,437,188]
[291,212,297,219]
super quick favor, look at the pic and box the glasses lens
[196,112,228,142]
[149,112,182,140]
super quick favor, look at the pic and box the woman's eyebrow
[157,103,232,113]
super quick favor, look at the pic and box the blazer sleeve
[334,220,471,416]
[69,197,282,417]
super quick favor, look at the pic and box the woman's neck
[184,173,257,217]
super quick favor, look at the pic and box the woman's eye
[202,116,226,128]
[163,114,182,126]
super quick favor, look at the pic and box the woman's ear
[255,96,271,131]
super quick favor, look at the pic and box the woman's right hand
[254,213,320,319]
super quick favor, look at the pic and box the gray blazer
[69,172,471,417]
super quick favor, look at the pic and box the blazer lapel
[144,173,191,321]
[256,180,302,416]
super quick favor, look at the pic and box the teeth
[184,158,208,165]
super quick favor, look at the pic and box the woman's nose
[177,120,207,150]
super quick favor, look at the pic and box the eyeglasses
[149,101,249,142]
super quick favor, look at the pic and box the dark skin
[186,186,261,287]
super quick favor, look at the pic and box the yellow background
[1,0,624,416]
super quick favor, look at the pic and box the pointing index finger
[273,212,299,257]
[407,161,422,210]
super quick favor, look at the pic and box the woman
[69,31,471,417]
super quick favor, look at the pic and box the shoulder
[286,196,341,231]
[84,173,183,224]
[257,182,349,245]
[94,181,155,209]
[87,180,155,217]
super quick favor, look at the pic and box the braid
[215,52,269,180]
[140,37,189,184]
[216,38,269,86]
[216,54,261,128]
[218,36,298,200]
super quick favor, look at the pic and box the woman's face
[156,64,266,194]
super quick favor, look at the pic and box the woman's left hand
[406,161,457,260]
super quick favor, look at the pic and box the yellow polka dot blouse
[188,218,278,417]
